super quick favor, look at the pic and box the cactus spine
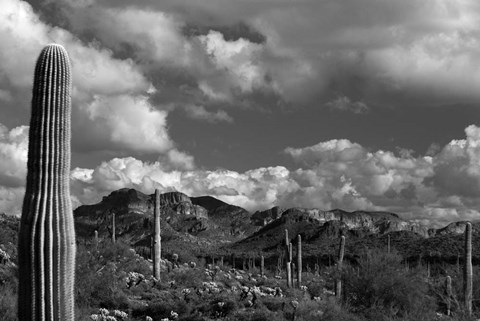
[18,44,76,321]
[153,189,161,280]
[297,235,302,288]
[336,235,345,300]
[464,222,472,315]
[446,275,452,316]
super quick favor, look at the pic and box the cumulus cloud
[0,0,179,158]
[67,125,480,227]
[22,0,480,109]
[4,121,480,227]
[0,124,28,214]
[76,95,173,153]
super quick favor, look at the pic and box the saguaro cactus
[387,234,391,254]
[285,229,292,287]
[297,235,302,288]
[286,262,292,288]
[464,222,472,315]
[153,189,161,280]
[446,275,452,316]
[260,255,265,277]
[111,212,116,243]
[94,230,99,251]
[18,44,76,321]
[336,235,345,300]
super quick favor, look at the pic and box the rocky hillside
[2,188,479,264]
[252,207,430,237]
[73,188,258,258]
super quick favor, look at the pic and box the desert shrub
[293,297,325,321]
[75,243,130,309]
[0,283,16,321]
[259,296,285,312]
[168,268,205,288]
[131,294,177,320]
[320,298,365,321]
[305,278,326,298]
[232,306,286,321]
[343,249,436,320]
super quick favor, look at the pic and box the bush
[343,249,436,320]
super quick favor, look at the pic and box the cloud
[183,104,233,123]
[0,124,28,188]
[22,0,480,109]
[4,122,480,227]
[0,0,190,160]
[429,125,480,197]
[75,95,173,153]
[0,124,28,215]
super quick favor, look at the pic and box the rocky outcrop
[434,221,469,236]
[159,191,191,207]
[275,207,430,237]
[251,206,287,226]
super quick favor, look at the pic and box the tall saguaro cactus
[446,275,452,316]
[297,234,302,288]
[18,44,76,321]
[153,189,161,280]
[111,212,116,243]
[284,229,291,287]
[260,255,265,277]
[464,222,472,316]
[336,235,345,300]
[387,234,391,254]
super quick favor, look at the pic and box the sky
[1,0,480,228]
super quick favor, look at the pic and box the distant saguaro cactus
[286,262,292,288]
[335,235,345,300]
[446,275,452,316]
[297,235,302,288]
[153,189,161,280]
[94,230,99,251]
[111,212,116,243]
[261,255,265,277]
[387,234,391,254]
[464,222,472,315]
[18,44,76,320]
[285,229,292,287]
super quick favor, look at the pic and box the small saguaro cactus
[285,229,292,287]
[153,189,161,280]
[286,262,292,288]
[94,230,99,251]
[297,234,302,288]
[289,242,293,263]
[18,44,76,320]
[336,235,345,300]
[260,255,265,277]
[111,212,116,243]
[446,275,452,316]
[464,222,472,316]
[387,234,391,254]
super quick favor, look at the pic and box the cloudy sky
[2,0,480,227]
